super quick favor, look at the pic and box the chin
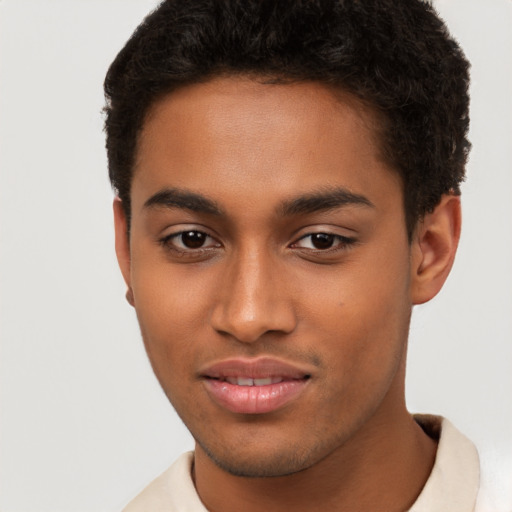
[195,435,331,478]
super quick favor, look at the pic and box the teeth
[254,378,272,386]
[224,377,284,386]
[237,377,254,386]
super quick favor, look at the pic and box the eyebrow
[279,187,374,216]
[143,188,223,215]
[143,186,374,217]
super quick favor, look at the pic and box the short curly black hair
[104,0,470,238]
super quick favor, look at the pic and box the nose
[210,248,297,343]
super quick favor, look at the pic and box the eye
[299,233,336,250]
[160,230,221,251]
[292,232,355,251]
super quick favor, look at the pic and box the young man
[104,1,480,510]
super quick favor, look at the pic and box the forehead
[132,77,400,215]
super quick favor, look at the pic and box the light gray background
[0,1,511,511]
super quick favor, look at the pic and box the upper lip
[199,357,313,380]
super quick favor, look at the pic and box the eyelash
[159,230,220,257]
[159,230,357,258]
[292,233,357,253]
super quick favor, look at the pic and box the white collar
[409,414,479,511]
[122,415,480,512]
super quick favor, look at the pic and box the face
[117,78,415,477]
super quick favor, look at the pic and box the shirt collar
[122,415,480,511]
[409,414,480,512]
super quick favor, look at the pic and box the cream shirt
[122,416,481,512]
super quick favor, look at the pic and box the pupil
[182,231,205,248]
[312,233,334,249]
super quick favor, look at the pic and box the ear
[113,198,135,307]
[410,194,462,305]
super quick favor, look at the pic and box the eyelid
[292,233,355,249]
[159,226,222,253]
[291,223,356,242]
[157,224,356,257]
[288,225,359,259]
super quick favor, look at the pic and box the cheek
[304,249,411,394]
[131,242,214,329]
[129,255,217,383]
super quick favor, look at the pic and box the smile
[200,357,312,414]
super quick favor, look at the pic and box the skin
[114,77,461,511]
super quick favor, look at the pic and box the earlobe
[410,194,462,305]
[125,288,135,307]
[113,198,134,307]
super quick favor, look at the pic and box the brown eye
[292,232,356,253]
[161,229,221,253]
[181,231,207,248]
[310,233,335,249]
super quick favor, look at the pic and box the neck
[193,383,437,512]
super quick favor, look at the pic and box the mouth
[210,376,295,386]
[200,357,312,414]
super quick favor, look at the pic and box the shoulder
[413,415,512,512]
[121,452,208,512]
[410,415,480,512]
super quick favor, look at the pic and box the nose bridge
[211,243,296,342]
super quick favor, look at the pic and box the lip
[200,357,313,414]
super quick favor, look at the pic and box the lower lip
[203,379,309,414]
